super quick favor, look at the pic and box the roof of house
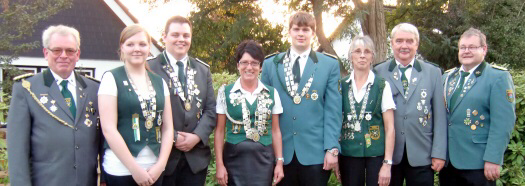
[12,0,127,60]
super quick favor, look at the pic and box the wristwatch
[383,160,393,165]
[327,148,339,157]
[276,157,284,162]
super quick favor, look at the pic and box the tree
[386,0,525,69]
[1,0,73,92]
[188,0,289,73]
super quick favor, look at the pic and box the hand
[175,133,185,146]
[175,132,200,152]
[378,164,391,186]
[146,162,165,183]
[484,162,501,181]
[216,164,228,186]
[130,166,154,186]
[323,151,338,170]
[334,163,341,182]
[431,158,445,172]
[272,162,284,185]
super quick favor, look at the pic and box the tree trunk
[311,0,337,56]
[361,0,388,64]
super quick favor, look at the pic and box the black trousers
[439,163,496,186]
[391,148,434,186]
[277,153,331,186]
[339,155,383,186]
[106,172,164,186]
[162,154,208,186]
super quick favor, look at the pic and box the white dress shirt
[216,78,283,114]
[346,70,396,113]
[50,70,77,106]
[290,48,311,76]
[166,51,188,76]
[395,58,415,80]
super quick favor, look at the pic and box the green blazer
[443,62,516,169]
[261,50,342,165]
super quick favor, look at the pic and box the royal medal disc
[365,113,372,121]
[293,95,301,104]
[185,102,191,111]
[145,119,153,130]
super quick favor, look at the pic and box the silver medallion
[365,113,372,121]
[40,96,48,104]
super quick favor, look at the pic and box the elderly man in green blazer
[439,28,516,186]
[261,11,342,186]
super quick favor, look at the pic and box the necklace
[343,81,372,140]
[282,52,314,104]
[125,68,157,130]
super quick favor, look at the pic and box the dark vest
[223,83,275,146]
[103,66,165,157]
[340,75,386,157]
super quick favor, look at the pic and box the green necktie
[399,64,412,92]
[176,61,186,91]
[449,71,470,112]
[60,80,76,118]
[292,56,301,84]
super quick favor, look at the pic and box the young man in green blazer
[261,11,342,186]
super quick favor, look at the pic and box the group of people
[6,10,515,186]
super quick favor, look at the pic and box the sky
[120,0,397,58]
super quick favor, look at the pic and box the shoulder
[264,52,285,65]
[191,57,210,68]
[82,74,100,84]
[265,52,279,60]
[340,75,350,84]
[316,52,338,64]
[418,60,442,71]
[444,67,457,74]
[490,63,508,71]
[373,59,390,69]
[13,73,35,81]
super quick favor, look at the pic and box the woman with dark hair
[98,24,174,186]
[215,40,284,186]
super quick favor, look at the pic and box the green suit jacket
[261,50,342,165]
[443,62,516,169]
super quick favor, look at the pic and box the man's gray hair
[391,23,419,43]
[42,25,81,49]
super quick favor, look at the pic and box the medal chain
[283,53,313,99]
[348,82,372,133]
[125,68,157,129]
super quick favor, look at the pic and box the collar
[230,78,269,94]
[290,47,311,60]
[346,70,375,86]
[50,69,76,88]
[274,49,318,64]
[165,51,188,67]
[395,58,415,68]
[460,63,481,75]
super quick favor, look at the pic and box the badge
[419,117,423,124]
[145,119,153,130]
[40,95,48,104]
[471,124,477,130]
[123,81,128,86]
[364,133,372,148]
[185,102,191,111]
[253,132,260,142]
[156,127,161,142]
[84,118,92,127]
[472,110,478,116]
[424,106,428,114]
[421,89,427,98]
[423,120,427,127]
[194,89,200,95]
[421,99,426,105]
[464,118,471,125]
[393,72,399,80]
[354,121,361,132]
[417,102,422,111]
[196,102,201,108]
[369,126,380,140]
[293,95,302,104]
[507,89,514,102]
[311,91,319,100]
[365,113,372,121]
[475,120,479,125]
[306,93,310,99]
[480,115,485,120]
[132,113,140,141]
[412,77,417,83]
[197,112,201,119]
[50,100,57,112]
[466,109,471,117]
[65,98,71,107]
[157,111,162,126]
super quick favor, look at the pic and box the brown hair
[164,16,193,34]
[289,11,316,32]
[460,27,487,47]
[234,40,265,67]
[118,24,153,71]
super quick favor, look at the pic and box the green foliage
[206,72,238,186]
[0,0,73,94]
[499,68,525,186]
[188,0,289,74]
[386,0,525,69]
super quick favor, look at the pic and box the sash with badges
[162,52,200,112]
[282,53,317,104]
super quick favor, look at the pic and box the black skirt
[223,140,275,186]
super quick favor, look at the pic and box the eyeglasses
[459,46,483,52]
[352,49,373,56]
[47,48,78,56]
[239,60,261,67]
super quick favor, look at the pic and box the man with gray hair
[374,23,447,185]
[7,24,101,186]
